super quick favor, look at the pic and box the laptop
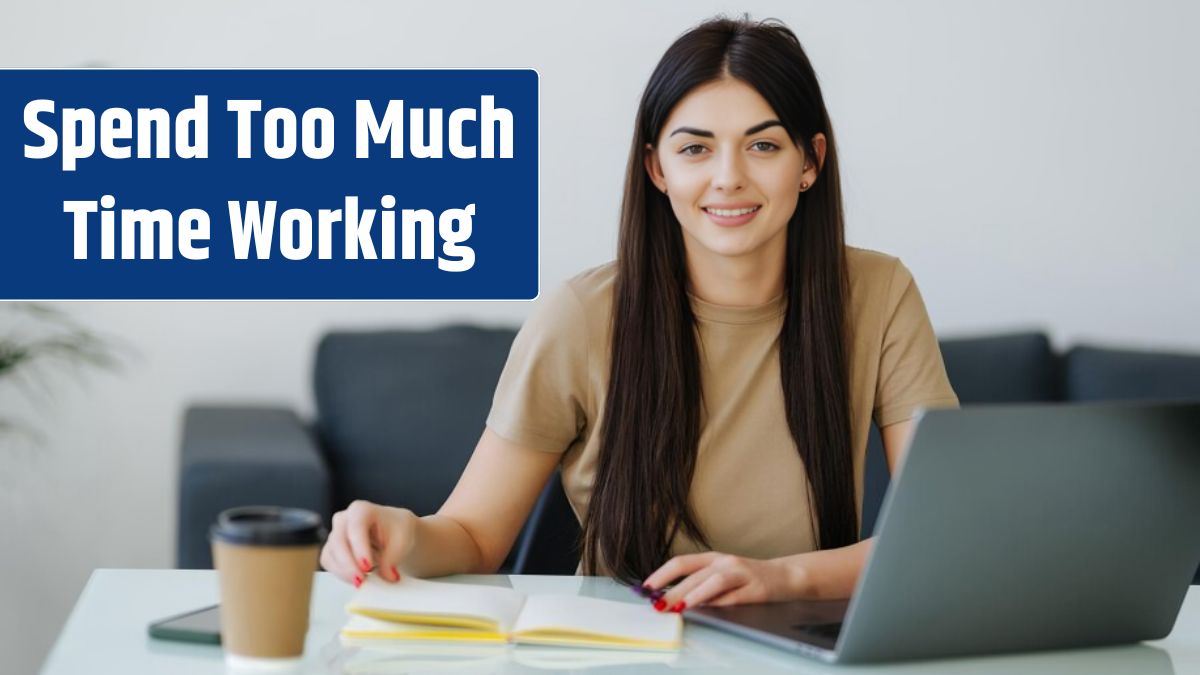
[684,401,1200,663]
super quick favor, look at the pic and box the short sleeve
[485,282,591,454]
[873,260,960,428]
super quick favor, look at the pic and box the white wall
[2,1,1197,672]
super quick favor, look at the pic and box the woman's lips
[703,205,761,227]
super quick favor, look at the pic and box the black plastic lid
[209,506,327,547]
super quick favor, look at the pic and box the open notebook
[337,643,679,673]
[341,576,683,651]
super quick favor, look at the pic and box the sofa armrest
[178,405,331,569]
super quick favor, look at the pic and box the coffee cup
[210,506,326,669]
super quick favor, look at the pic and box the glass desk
[40,569,1200,674]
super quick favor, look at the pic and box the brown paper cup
[211,506,326,669]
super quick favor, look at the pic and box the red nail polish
[391,565,400,581]
[653,598,667,611]
[670,601,686,613]
[360,558,371,573]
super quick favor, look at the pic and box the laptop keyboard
[792,622,843,639]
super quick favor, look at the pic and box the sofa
[177,328,1200,582]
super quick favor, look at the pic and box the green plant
[0,303,121,438]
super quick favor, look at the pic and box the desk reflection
[328,639,1171,675]
[333,642,678,673]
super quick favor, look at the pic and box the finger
[706,585,761,607]
[368,519,405,583]
[643,552,720,591]
[329,511,373,587]
[344,501,377,576]
[318,512,349,576]
[680,571,746,610]
[659,566,718,610]
[321,523,361,585]
[318,515,338,574]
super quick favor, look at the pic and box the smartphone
[147,604,222,645]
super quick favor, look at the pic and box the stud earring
[800,182,809,191]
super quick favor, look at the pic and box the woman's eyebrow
[744,119,783,135]
[669,126,714,138]
[668,120,784,138]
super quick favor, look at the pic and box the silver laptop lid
[837,401,1200,663]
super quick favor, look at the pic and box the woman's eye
[680,144,707,156]
[751,141,780,152]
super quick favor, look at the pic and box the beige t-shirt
[486,247,958,568]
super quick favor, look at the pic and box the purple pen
[628,582,666,602]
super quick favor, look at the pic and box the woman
[320,16,958,613]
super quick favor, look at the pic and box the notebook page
[346,576,527,633]
[340,614,507,642]
[511,594,682,648]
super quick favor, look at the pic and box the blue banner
[0,69,538,299]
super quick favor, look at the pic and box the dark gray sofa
[178,329,1200,581]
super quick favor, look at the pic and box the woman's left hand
[641,552,805,612]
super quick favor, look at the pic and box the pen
[628,582,666,602]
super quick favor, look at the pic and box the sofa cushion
[178,406,330,569]
[938,332,1061,404]
[862,332,1058,538]
[1066,344,1200,584]
[314,326,517,514]
[1065,345,1200,402]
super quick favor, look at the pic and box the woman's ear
[644,143,668,194]
[811,132,828,172]
[800,133,828,192]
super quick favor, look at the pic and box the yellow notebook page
[341,614,507,643]
[346,576,526,634]
[511,594,682,650]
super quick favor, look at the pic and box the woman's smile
[702,203,762,227]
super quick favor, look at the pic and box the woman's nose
[712,151,746,192]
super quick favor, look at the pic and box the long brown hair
[581,16,856,581]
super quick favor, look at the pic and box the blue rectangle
[0,69,538,299]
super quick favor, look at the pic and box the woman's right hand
[320,500,418,587]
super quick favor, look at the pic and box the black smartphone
[147,604,222,645]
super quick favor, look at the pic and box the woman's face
[645,77,823,269]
